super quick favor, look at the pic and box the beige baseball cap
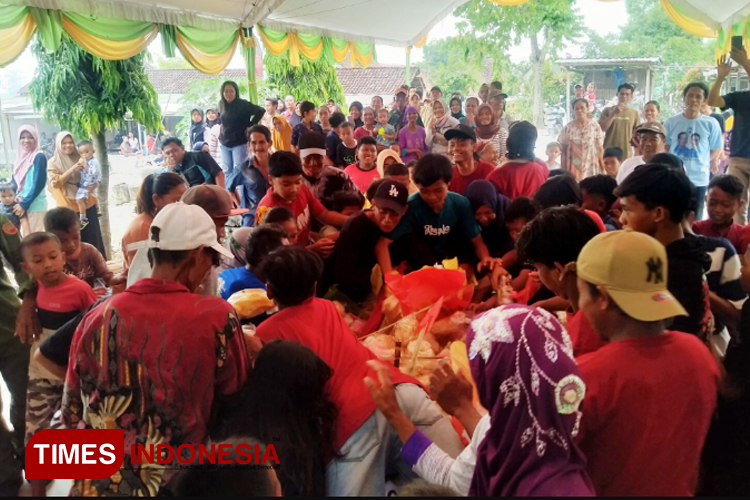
[576,229,687,322]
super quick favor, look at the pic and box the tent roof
[11,0,468,46]
[669,0,750,31]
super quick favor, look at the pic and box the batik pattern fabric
[61,279,249,496]
[558,120,605,181]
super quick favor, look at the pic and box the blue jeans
[325,383,465,496]
[220,143,248,188]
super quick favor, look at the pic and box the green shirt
[0,214,33,344]
[388,191,481,260]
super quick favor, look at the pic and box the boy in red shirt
[692,174,750,254]
[516,206,605,356]
[344,136,380,193]
[445,125,495,195]
[19,232,97,496]
[256,246,464,495]
[575,229,719,496]
[255,151,347,258]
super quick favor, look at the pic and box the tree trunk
[92,130,111,260]
[530,31,546,130]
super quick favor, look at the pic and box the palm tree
[29,34,162,257]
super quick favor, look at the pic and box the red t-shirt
[344,163,380,193]
[486,160,548,199]
[576,332,719,496]
[255,298,417,450]
[566,309,605,357]
[449,161,496,195]
[353,126,378,141]
[692,219,749,254]
[255,185,326,246]
[37,274,97,330]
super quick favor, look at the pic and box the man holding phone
[709,39,750,223]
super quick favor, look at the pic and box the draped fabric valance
[0,3,375,74]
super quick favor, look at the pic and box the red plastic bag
[385,267,473,315]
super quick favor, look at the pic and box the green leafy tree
[263,53,345,107]
[422,35,511,95]
[455,0,582,127]
[29,34,162,257]
[580,0,714,113]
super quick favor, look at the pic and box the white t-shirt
[616,155,644,184]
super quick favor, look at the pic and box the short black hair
[300,101,316,115]
[534,175,582,209]
[265,97,278,106]
[603,146,623,162]
[20,232,61,260]
[413,154,453,187]
[76,139,93,148]
[366,178,383,202]
[372,95,383,104]
[44,207,79,233]
[708,174,744,201]
[0,178,15,192]
[430,86,442,94]
[516,206,601,268]
[384,162,408,177]
[571,98,589,109]
[574,84,583,89]
[580,175,618,211]
[547,169,574,179]
[262,246,323,307]
[268,151,303,177]
[329,112,346,128]
[162,137,183,149]
[645,100,661,111]
[505,196,540,223]
[338,121,353,130]
[171,437,278,496]
[264,206,295,225]
[247,124,271,143]
[490,81,503,89]
[357,136,377,149]
[328,191,364,213]
[615,164,693,224]
[617,83,635,94]
[683,81,709,99]
[246,224,289,269]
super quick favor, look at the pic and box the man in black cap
[326,179,409,301]
[298,132,358,209]
[445,124,497,195]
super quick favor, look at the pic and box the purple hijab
[467,304,594,497]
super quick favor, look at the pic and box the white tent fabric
[260,0,469,46]
[669,0,750,31]
[7,0,469,46]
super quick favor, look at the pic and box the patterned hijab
[468,304,594,497]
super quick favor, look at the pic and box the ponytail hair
[136,172,186,217]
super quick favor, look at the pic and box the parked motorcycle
[545,103,565,136]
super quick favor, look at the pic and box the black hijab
[189,108,206,145]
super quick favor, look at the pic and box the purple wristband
[401,429,433,467]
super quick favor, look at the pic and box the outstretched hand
[428,360,474,417]
[364,360,402,419]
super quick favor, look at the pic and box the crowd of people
[1,47,750,497]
